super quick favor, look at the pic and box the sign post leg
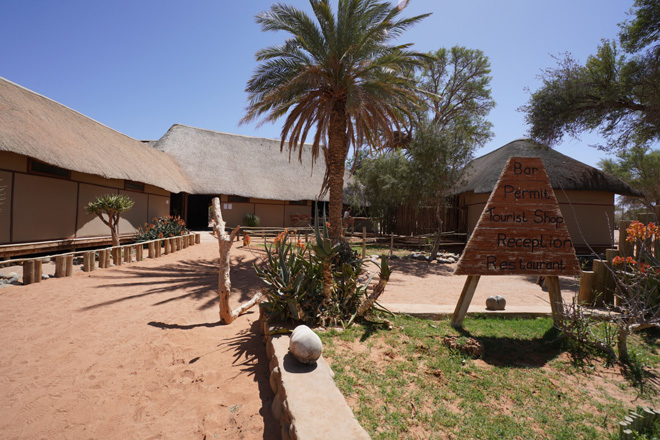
[451,275,481,328]
[545,275,564,325]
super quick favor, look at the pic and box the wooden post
[155,240,162,257]
[545,275,564,325]
[104,249,111,268]
[578,271,596,304]
[603,249,618,304]
[65,255,73,277]
[148,242,155,258]
[170,238,176,253]
[195,233,200,244]
[124,246,133,263]
[164,239,170,255]
[136,245,143,261]
[178,237,184,250]
[619,220,633,257]
[592,259,608,307]
[112,247,122,266]
[55,256,66,278]
[451,275,481,328]
[183,236,189,248]
[98,250,106,268]
[34,260,42,282]
[83,252,95,272]
[23,260,36,285]
[362,226,367,259]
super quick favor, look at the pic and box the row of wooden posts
[618,407,659,439]
[22,233,200,285]
[578,220,656,307]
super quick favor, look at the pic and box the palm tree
[242,0,429,239]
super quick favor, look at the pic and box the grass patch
[319,315,660,440]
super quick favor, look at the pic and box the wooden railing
[1,233,201,286]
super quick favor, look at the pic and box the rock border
[261,316,370,440]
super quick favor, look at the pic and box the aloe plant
[255,212,390,327]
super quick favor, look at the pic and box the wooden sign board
[455,157,581,276]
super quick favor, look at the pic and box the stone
[0,272,19,285]
[485,296,498,310]
[486,295,506,310]
[289,325,323,365]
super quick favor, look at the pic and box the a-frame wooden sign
[452,157,581,327]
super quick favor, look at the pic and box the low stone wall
[261,319,370,440]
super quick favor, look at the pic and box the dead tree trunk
[212,197,263,324]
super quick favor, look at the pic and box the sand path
[0,239,279,440]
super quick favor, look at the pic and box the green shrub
[244,213,260,227]
[134,215,189,242]
[255,219,376,327]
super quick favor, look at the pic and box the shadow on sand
[79,253,264,312]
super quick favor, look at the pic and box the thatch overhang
[0,77,191,193]
[457,138,643,197]
[153,124,350,202]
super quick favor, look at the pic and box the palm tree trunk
[327,103,349,240]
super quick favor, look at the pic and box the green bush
[134,215,189,242]
[255,218,377,327]
[244,213,260,227]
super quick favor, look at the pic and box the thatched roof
[0,77,191,193]
[153,124,345,201]
[457,139,643,197]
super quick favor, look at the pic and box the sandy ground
[0,232,581,439]
[379,257,580,310]
[0,236,279,440]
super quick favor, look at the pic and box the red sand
[0,240,279,440]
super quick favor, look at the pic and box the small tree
[85,194,134,247]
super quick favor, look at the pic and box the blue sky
[2,0,637,167]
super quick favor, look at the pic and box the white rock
[289,325,323,365]
[486,296,499,310]
[486,295,506,310]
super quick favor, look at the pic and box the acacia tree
[242,0,429,239]
[85,194,134,247]
[351,45,494,242]
[599,146,660,218]
[521,0,660,152]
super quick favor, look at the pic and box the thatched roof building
[454,139,643,253]
[152,124,333,201]
[0,77,191,194]
[458,138,642,197]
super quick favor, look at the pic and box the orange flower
[613,256,637,266]
[244,234,251,245]
[274,231,287,245]
[626,221,647,242]
[297,240,305,249]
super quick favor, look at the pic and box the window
[227,195,249,203]
[29,159,70,179]
[125,180,145,192]
[288,200,308,206]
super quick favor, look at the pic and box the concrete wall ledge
[262,320,370,440]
